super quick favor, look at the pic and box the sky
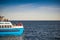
[0,0,60,20]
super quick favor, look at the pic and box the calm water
[11,21,60,40]
[0,21,60,40]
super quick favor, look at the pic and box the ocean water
[0,21,60,40]
[11,21,60,40]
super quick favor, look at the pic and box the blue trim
[0,28,24,36]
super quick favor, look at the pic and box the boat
[0,16,24,36]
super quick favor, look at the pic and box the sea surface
[0,21,60,40]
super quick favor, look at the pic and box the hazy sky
[0,0,60,20]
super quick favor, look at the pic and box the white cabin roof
[0,22,12,25]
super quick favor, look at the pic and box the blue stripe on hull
[0,28,24,36]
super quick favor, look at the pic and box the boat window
[0,25,12,28]
[5,23,10,24]
[7,25,9,28]
[1,26,2,28]
[10,25,11,28]
[8,25,11,28]
[0,25,2,28]
[5,25,7,28]
[3,26,4,28]
[8,25,9,28]
[0,25,1,28]
[2,25,4,28]
[8,25,10,28]
[4,25,6,28]
[0,23,4,24]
